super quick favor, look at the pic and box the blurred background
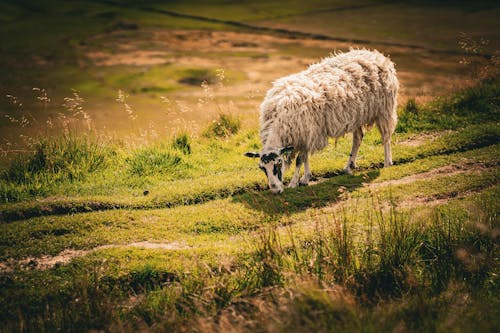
[1,0,499,150]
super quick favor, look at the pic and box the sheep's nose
[270,184,283,194]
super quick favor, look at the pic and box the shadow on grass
[233,170,380,215]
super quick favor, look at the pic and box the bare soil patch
[86,50,169,66]
[84,29,469,100]
[397,185,494,210]
[0,241,191,272]
[397,132,446,147]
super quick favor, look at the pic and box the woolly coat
[259,49,398,155]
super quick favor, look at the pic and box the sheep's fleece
[246,49,399,193]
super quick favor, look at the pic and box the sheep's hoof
[343,167,354,175]
[299,177,311,186]
[288,181,299,188]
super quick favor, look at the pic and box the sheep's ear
[244,152,260,158]
[280,146,294,155]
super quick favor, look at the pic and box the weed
[403,98,419,114]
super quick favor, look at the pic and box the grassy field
[0,75,499,332]
[0,1,499,332]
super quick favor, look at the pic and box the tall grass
[171,132,191,155]
[271,200,497,300]
[189,195,498,332]
[0,134,116,201]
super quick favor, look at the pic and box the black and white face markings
[260,152,283,180]
[258,152,286,193]
[245,146,293,194]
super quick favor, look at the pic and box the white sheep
[245,49,399,194]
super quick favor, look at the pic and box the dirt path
[0,241,190,273]
[366,162,492,189]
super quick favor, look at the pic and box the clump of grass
[126,146,183,176]
[203,113,241,138]
[403,98,419,114]
[2,135,114,185]
[171,132,191,155]
[188,195,498,332]
[293,200,495,300]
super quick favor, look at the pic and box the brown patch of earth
[86,50,169,66]
[4,28,476,143]
[366,162,492,189]
[397,132,447,147]
[397,185,494,210]
[83,29,468,100]
[0,241,191,273]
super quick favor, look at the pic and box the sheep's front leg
[299,154,312,186]
[288,154,303,188]
[289,154,303,188]
[344,127,364,175]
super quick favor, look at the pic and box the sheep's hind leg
[376,120,394,167]
[289,154,303,188]
[299,153,313,186]
[344,127,364,175]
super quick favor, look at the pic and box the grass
[1,83,498,205]
[202,113,242,138]
[0,185,497,331]
[396,76,500,133]
[0,76,499,330]
[252,0,500,51]
[0,2,499,331]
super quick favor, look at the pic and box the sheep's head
[245,146,293,194]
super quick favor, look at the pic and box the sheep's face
[245,147,293,194]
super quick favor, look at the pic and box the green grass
[0,80,498,332]
[0,4,499,331]
[0,185,497,331]
[396,77,500,133]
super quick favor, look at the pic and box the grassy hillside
[0,75,499,331]
[0,1,499,331]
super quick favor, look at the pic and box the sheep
[245,49,399,194]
